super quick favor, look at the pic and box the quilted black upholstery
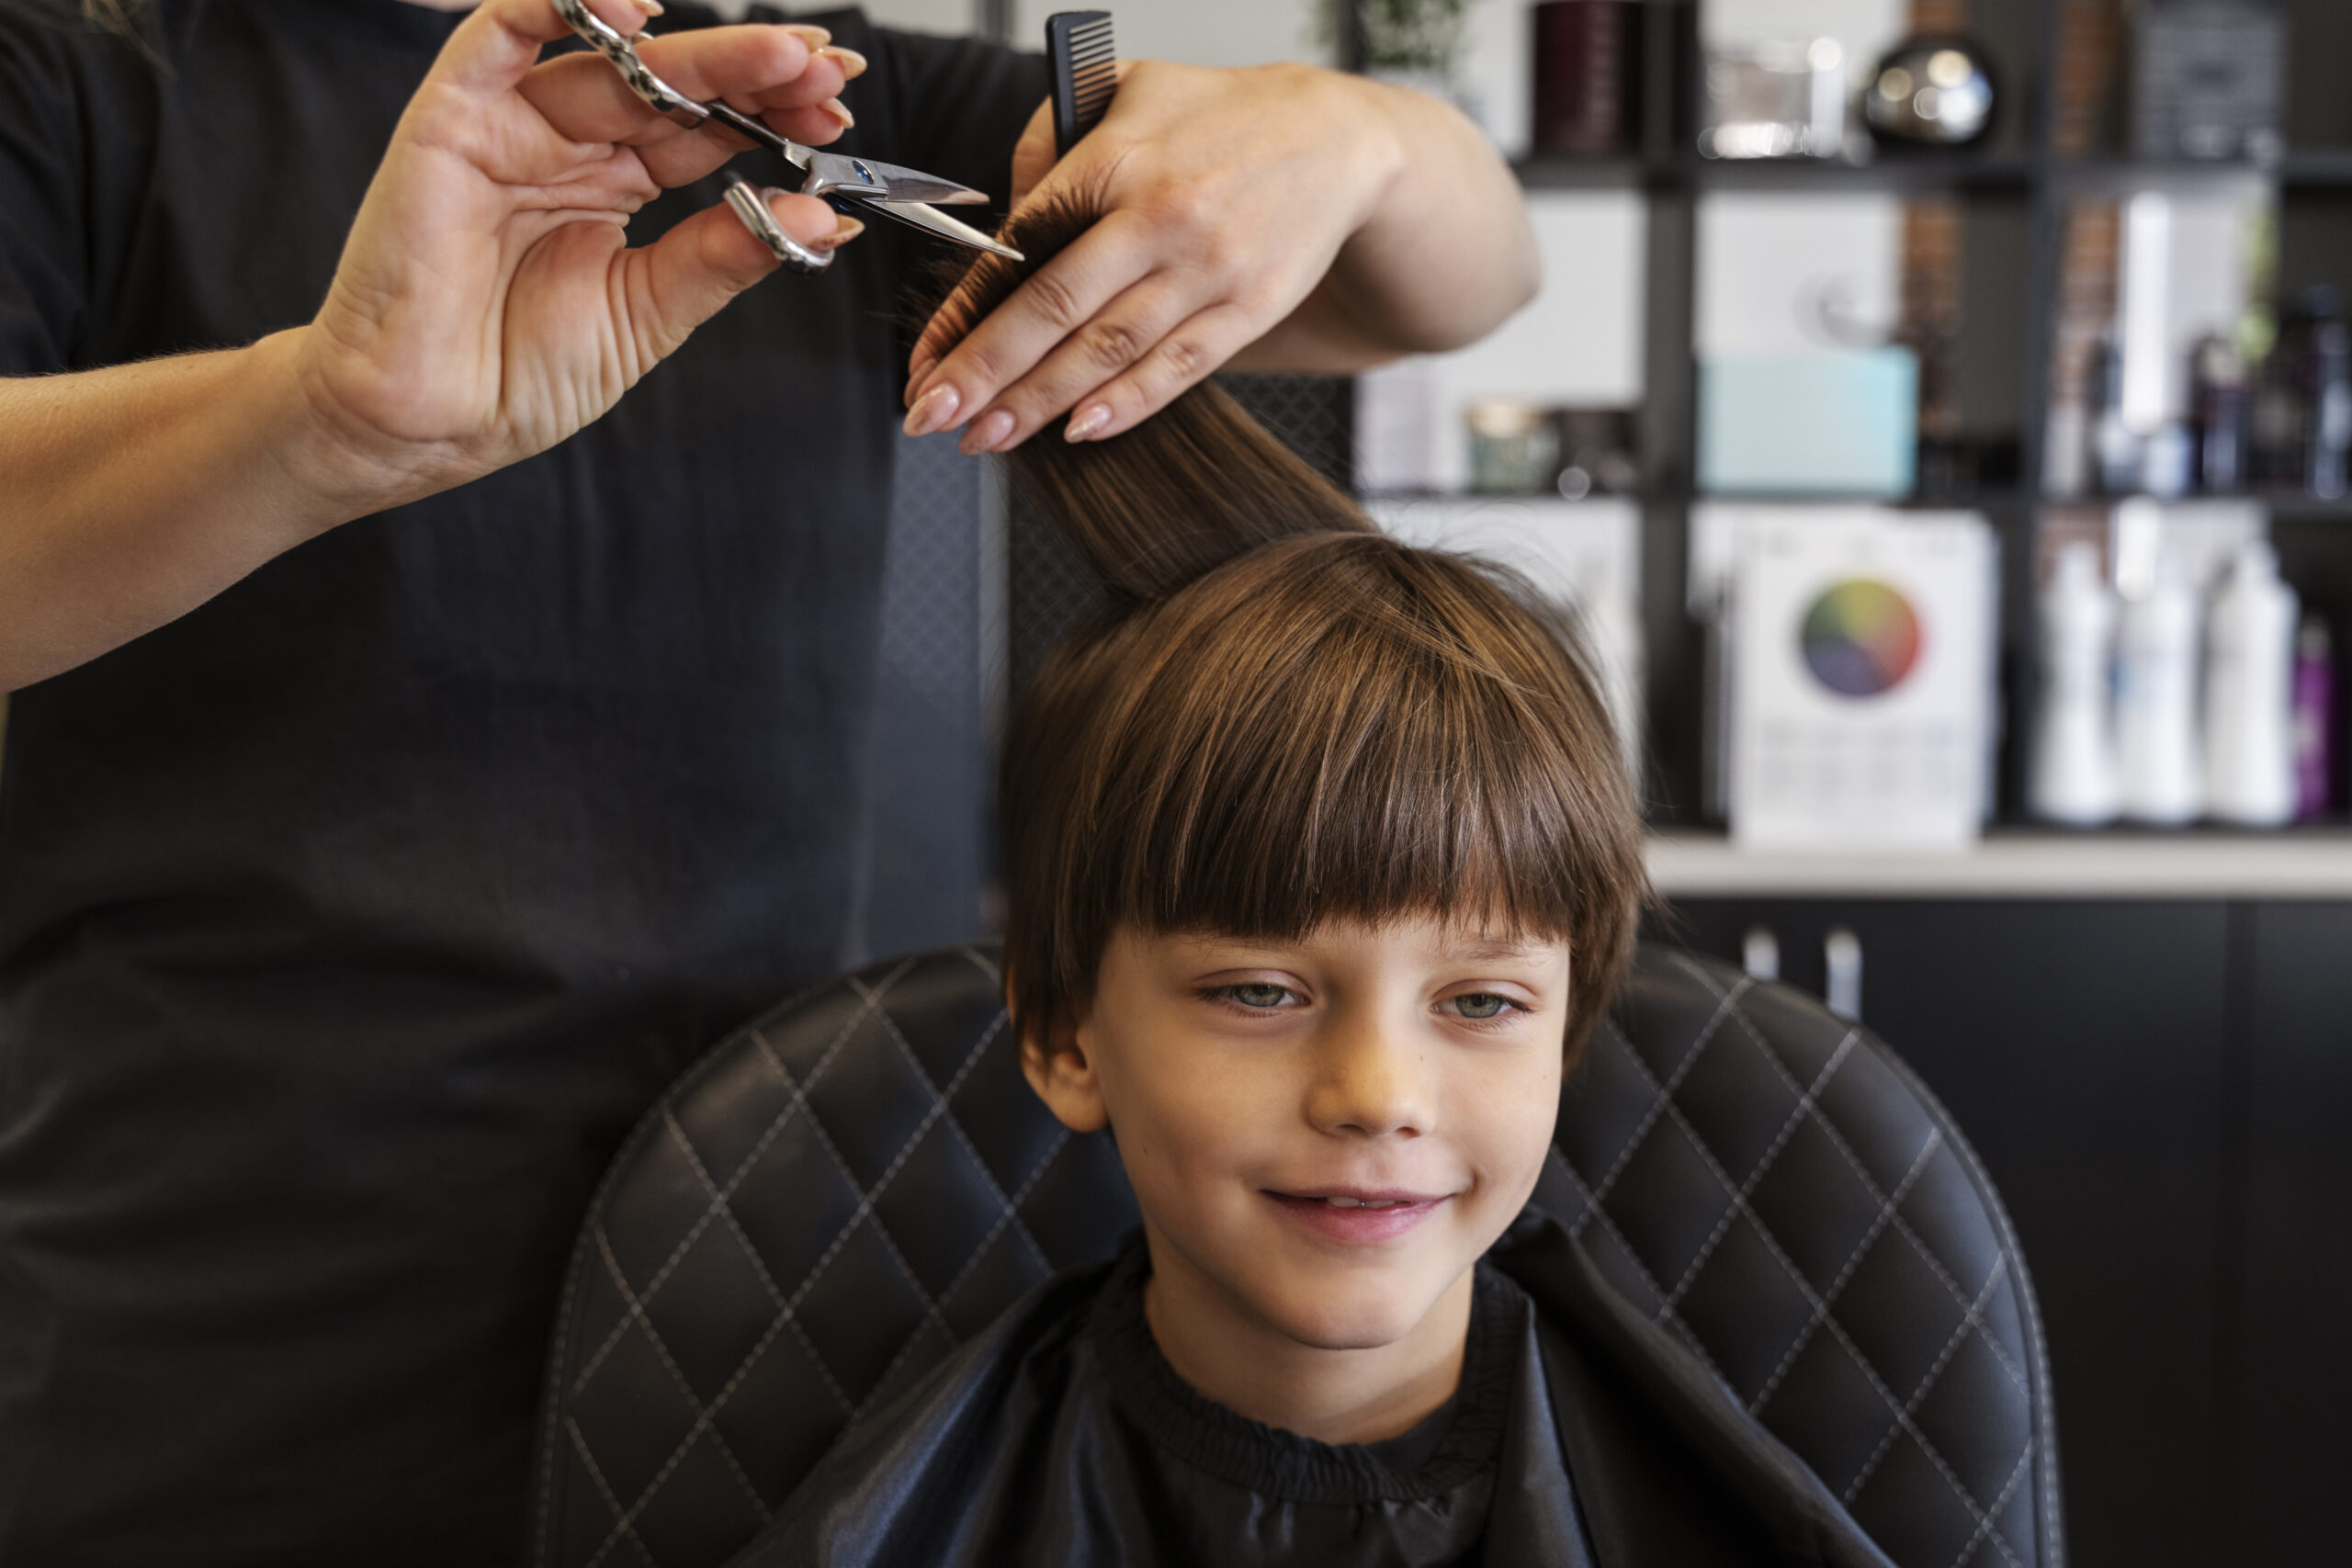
[532,943,2062,1568]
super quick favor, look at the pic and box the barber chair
[530,943,2063,1568]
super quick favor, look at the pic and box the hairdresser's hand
[901,60,1535,453]
[297,0,865,504]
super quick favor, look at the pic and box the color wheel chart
[1800,579,1923,698]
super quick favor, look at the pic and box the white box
[1727,512,1996,851]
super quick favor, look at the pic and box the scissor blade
[864,199,1023,260]
[849,157,991,206]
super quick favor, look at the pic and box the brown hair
[933,204,1648,1064]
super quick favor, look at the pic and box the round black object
[1864,36,1996,148]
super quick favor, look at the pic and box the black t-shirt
[0,0,1043,1558]
[1085,1244,1523,1567]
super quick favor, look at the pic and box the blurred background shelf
[1515,151,2038,191]
[1647,825,2352,897]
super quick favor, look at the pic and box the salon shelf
[2262,494,2352,523]
[2036,150,2352,194]
[1366,486,2030,512]
[1510,156,1652,191]
[1513,152,2036,196]
[1694,487,2029,510]
[1645,826,2352,900]
[2047,491,2352,523]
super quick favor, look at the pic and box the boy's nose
[1304,1012,1433,1139]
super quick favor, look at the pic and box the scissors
[551,0,1023,274]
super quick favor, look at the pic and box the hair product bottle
[2201,540,2299,826]
[2308,292,2352,501]
[2115,558,2203,825]
[2260,288,2352,498]
[2188,333,2248,492]
[2030,543,2121,825]
[2293,615,2335,820]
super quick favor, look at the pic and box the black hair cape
[719,1203,1899,1567]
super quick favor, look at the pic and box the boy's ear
[1014,996,1111,1136]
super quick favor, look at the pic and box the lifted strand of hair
[922,195,1372,604]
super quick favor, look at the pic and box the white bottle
[2202,540,2300,826]
[2030,544,2120,825]
[2116,558,2203,825]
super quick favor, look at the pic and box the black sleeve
[0,0,96,373]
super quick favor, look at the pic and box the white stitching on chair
[587,1223,776,1518]
[565,1416,663,1568]
[1544,1147,1733,1388]
[850,1122,1078,1421]
[1577,974,1750,1213]
[854,979,1055,1276]
[568,965,910,1395]
[1663,1031,1860,1311]
[1679,954,2030,1396]
[1946,1438,2037,1568]
[1749,1130,1941,1414]
[1843,1252,2010,1500]
[570,963,923,1568]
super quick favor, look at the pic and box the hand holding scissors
[295,0,899,503]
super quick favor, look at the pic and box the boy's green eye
[1227,983,1292,1009]
[1447,992,1512,1020]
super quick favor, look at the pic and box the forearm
[1233,73,1537,374]
[0,329,377,691]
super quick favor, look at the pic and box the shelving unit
[1494,0,2352,844]
[1647,823,2352,897]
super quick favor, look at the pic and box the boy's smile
[1022,914,1569,1444]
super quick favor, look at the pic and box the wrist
[264,325,475,529]
[1314,66,1412,235]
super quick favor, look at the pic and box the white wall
[856,0,976,35]
[1007,0,1331,68]
[1357,189,1647,492]
[854,0,1337,65]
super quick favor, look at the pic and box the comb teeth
[1047,11,1117,157]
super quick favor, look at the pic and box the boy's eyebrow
[1445,935,1561,964]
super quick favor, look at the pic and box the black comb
[1046,11,1116,157]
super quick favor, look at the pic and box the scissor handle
[721,173,833,275]
[550,0,710,130]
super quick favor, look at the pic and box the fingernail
[783,24,832,45]
[961,408,1016,456]
[819,45,869,79]
[811,215,865,252]
[904,382,960,438]
[1064,403,1112,443]
[631,0,663,14]
[824,97,856,130]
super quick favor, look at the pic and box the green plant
[1318,0,1475,74]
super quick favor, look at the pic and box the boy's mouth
[1261,1188,1449,1244]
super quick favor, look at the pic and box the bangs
[1109,551,1597,947]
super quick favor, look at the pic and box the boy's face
[1023,916,1568,1354]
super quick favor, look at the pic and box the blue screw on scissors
[551,0,1023,274]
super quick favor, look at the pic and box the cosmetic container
[2293,615,2335,820]
[2030,544,2121,826]
[2201,540,2298,827]
[2115,558,2202,825]
[2188,333,2247,493]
